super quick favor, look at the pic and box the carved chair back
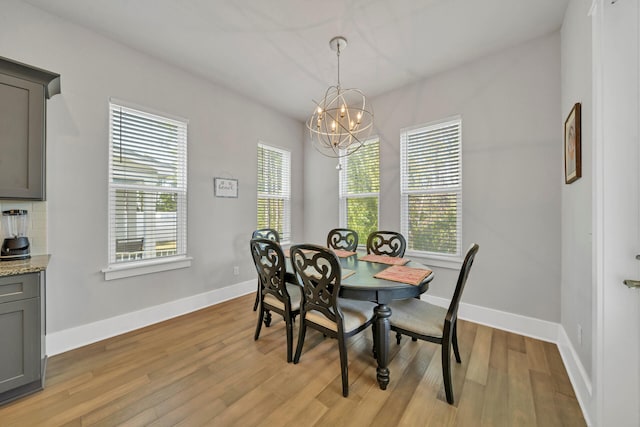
[290,244,344,326]
[250,238,291,308]
[366,231,407,257]
[327,228,359,252]
[251,228,280,243]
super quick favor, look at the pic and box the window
[106,100,188,276]
[339,138,379,243]
[401,117,462,263]
[257,143,291,242]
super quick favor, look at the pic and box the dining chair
[366,230,407,257]
[290,244,376,397]
[250,237,302,363]
[327,228,359,252]
[251,228,280,311]
[389,243,479,404]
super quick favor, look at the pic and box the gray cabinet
[0,56,60,200]
[0,273,45,404]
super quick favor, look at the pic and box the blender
[1,209,30,260]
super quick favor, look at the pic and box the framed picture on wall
[564,102,582,184]
[214,177,238,198]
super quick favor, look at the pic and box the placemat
[332,249,357,258]
[300,267,355,280]
[359,254,409,266]
[373,265,432,285]
[341,268,356,279]
[283,248,313,258]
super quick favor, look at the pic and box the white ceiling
[25,0,568,121]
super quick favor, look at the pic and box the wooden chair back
[445,243,480,326]
[250,238,290,307]
[251,228,280,242]
[327,228,358,252]
[366,231,407,257]
[290,244,343,326]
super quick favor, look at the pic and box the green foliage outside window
[407,193,457,254]
[342,140,379,243]
[347,197,378,242]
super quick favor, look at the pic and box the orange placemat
[283,248,313,258]
[373,265,432,285]
[342,269,356,279]
[332,249,357,258]
[300,267,355,280]
[359,254,409,266]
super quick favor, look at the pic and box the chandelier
[307,36,374,158]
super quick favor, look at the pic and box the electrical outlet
[577,324,583,346]
[233,266,239,276]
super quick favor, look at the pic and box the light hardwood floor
[0,294,586,426]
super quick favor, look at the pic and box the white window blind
[339,138,379,243]
[401,117,462,259]
[257,143,291,242]
[108,101,188,265]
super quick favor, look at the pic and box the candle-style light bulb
[356,111,362,124]
[340,104,346,118]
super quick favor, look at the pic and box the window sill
[405,250,462,270]
[102,255,193,281]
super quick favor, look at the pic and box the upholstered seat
[263,283,302,312]
[389,298,447,337]
[305,299,375,333]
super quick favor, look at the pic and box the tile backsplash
[0,201,47,255]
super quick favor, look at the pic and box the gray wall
[304,33,562,322]
[0,0,304,333]
[560,0,593,378]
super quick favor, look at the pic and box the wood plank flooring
[0,294,586,426]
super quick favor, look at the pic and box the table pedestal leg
[374,303,391,390]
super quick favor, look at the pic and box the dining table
[285,248,434,390]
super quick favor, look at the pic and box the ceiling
[25,0,568,121]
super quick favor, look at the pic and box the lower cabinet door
[0,297,40,394]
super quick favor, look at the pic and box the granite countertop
[0,254,50,277]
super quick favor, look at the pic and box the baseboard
[556,326,593,426]
[423,294,593,426]
[422,295,561,342]
[46,279,256,356]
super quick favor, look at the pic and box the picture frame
[564,102,582,184]
[214,177,238,198]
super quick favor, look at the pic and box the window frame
[102,98,191,280]
[338,137,380,246]
[400,116,463,269]
[257,142,291,244]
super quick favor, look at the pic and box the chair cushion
[306,299,376,333]
[389,298,447,338]
[263,283,302,312]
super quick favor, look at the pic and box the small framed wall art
[564,102,581,184]
[214,177,238,198]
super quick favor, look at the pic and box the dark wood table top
[286,250,434,304]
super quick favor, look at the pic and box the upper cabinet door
[0,73,45,200]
